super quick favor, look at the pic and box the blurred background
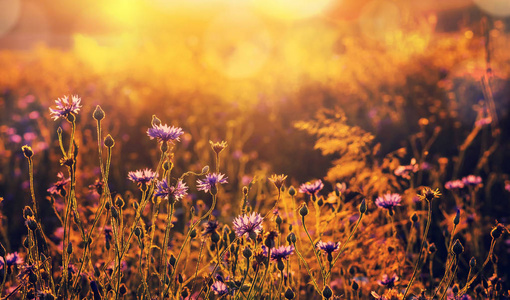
[1,0,510,254]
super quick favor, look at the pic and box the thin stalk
[302,216,326,285]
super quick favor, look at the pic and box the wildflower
[299,179,324,195]
[211,281,229,296]
[461,175,482,186]
[316,241,341,255]
[203,220,219,236]
[375,193,401,210]
[270,245,295,261]
[155,179,188,202]
[89,179,104,195]
[233,212,263,239]
[127,168,157,187]
[418,187,441,202]
[47,172,70,195]
[445,180,464,190]
[196,173,228,194]
[210,140,228,155]
[147,123,184,144]
[17,263,36,284]
[269,174,287,190]
[49,95,82,121]
[378,274,399,288]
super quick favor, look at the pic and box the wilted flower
[147,123,184,144]
[461,175,482,186]
[233,212,263,239]
[211,281,229,296]
[49,95,82,121]
[445,180,465,190]
[197,173,228,194]
[210,140,228,155]
[127,168,157,187]
[299,180,324,195]
[316,241,341,255]
[378,274,399,288]
[269,174,287,190]
[270,245,295,261]
[418,187,441,202]
[47,172,70,195]
[155,179,188,201]
[375,193,401,210]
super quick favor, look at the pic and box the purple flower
[375,193,402,210]
[47,172,70,195]
[203,220,219,236]
[378,274,399,288]
[197,173,228,194]
[155,179,188,201]
[445,180,464,190]
[270,245,295,261]
[475,117,492,127]
[147,124,184,144]
[461,175,482,186]
[0,252,23,270]
[49,95,82,120]
[128,168,157,187]
[299,180,324,195]
[316,241,341,255]
[233,212,263,239]
[211,281,229,296]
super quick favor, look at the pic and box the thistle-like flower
[47,172,70,195]
[269,174,287,190]
[233,212,263,239]
[197,173,228,194]
[445,180,464,190]
[461,175,482,186]
[299,179,324,195]
[378,274,399,288]
[203,220,219,236]
[155,179,188,202]
[375,193,402,210]
[147,123,184,144]
[49,95,82,121]
[316,241,341,255]
[270,245,295,261]
[127,168,157,187]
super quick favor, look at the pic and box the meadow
[1,2,510,299]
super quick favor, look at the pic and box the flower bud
[202,165,210,174]
[243,247,252,259]
[23,206,34,219]
[411,212,418,223]
[276,215,283,225]
[134,227,143,238]
[453,209,460,225]
[469,257,476,268]
[323,285,333,299]
[277,259,285,271]
[287,232,297,244]
[67,242,73,255]
[93,105,105,121]
[490,224,506,239]
[169,254,176,267]
[151,115,161,127]
[288,186,296,197]
[359,199,367,214]
[452,239,464,255]
[26,216,38,231]
[66,113,75,122]
[299,204,309,217]
[22,145,34,158]
[284,287,295,299]
[190,229,197,239]
[242,186,248,196]
[428,243,437,254]
[104,135,115,148]
[115,196,125,208]
[211,232,220,244]
[352,280,359,291]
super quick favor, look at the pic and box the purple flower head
[1,252,23,269]
[461,175,482,186]
[49,95,82,121]
[203,220,219,236]
[47,172,70,195]
[233,212,263,239]
[375,193,402,210]
[147,124,184,144]
[316,241,341,255]
[211,281,229,296]
[270,245,295,261]
[378,274,399,288]
[445,180,465,190]
[299,180,324,195]
[128,168,157,187]
[155,179,188,202]
[197,173,228,194]
[475,117,492,127]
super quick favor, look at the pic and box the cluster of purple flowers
[377,274,399,288]
[47,172,70,195]
[196,172,228,194]
[233,212,263,239]
[211,281,229,296]
[0,252,23,269]
[49,95,82,121]
[445,175,483,190]
[299,179,324,195]
[155,179,188,201]
[375,193,402,210]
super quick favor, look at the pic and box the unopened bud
[22,145,33,158]
[93,105,105,121]
[323,285,333,299]
[359,199,367,214]
[299,204,309,217]
[452,239,464,255]
[104,135,115,148]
